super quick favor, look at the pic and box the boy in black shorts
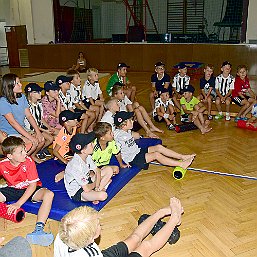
[54,197,183,257]
[0,136,54,246]
[113,111,195,170]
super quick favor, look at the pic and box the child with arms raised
[114,111,195,170]
[64,132,113,204]
[0,136,54,246]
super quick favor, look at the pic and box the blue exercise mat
[21,138,162,221]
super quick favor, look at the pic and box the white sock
[219,112,222,115]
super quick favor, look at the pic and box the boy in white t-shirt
[82,68,104,121]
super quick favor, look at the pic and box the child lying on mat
[54,197,183,257]
[113,111,195,170]
[64,133,113,204]
[246,103,257,128]
[55,121,126,182]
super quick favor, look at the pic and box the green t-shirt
[180,96,200,115]
[92,139,120,167]
[106,73,129,96]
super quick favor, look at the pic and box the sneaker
[208,115,213,120]
[234,116,240,122]
[167,124,175,130]
[138,214,180,245]
[36,152,46,161]
[215,114,224,120]
[225,114,231,121]
[42,148,51,157]
[26,230,54,246]
[241,117,248,121]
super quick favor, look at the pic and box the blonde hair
[87,68,98,78]
[94,122,112,139]
[111,84,123,97]
[59,206,99,250]
[66,69,80,78]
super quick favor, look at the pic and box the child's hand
[0,237,4,247]
[7,202,21,215]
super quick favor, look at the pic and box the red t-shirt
[0,157,42,189]
[232,76,251,98]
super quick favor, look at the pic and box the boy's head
[66,69,81,87]
[155,61,165,75]
[182,85,195,99]
[204,64,214,79]
[237,64,248,80]
[221,61,232,75]
[117,63,129,77]
[24,83,43,100]
[56,75,72,91]
[69,132,96,155]
[114,111,134,129]
[59,110,81,127]
[94,122,113,141]
[159,88,170,101]
[87,68,99,83]
[2,136,26,163]
[104,97,120,113]
[59,206,100,250]
[178,64,187,76]
[112,82,125,100]
[44,81,60,98]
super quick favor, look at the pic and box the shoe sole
[26,234,54,247]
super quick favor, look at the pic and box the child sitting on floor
[0,136,54,246]
[180,85,212,134]
[24,83,54,160]
[64,132,113,204]
[112,83,163,138]
[114,111,195,170]
[54,197,183,257]
[53,110,80,165]
[246,103,257,128]
[153,88,176,130]
[93,122,128,171]
[82,68,105,122]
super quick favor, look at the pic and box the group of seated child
[0,59,256,254]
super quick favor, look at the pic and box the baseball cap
[69,132,96,153]
[24,83,43,94]
[182,84,195,93]
[55,75,73,86]
[114,111,134,127]
[155,61,165,67]
[221,61,232,67]
[179,63,187,69]
[117,63,130,69]
[59,110,82,125]
[44,81,60,91]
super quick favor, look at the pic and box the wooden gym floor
[1,69,257,257]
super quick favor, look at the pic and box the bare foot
[181,154,196,161]
[205,127,212,133]
[169,197,183,226]
[204,120,210,128]
[180,156,194,169]
[55,171,64,183]
[150,126,164,133]
[92,200,99,205]
[146,131,159,139]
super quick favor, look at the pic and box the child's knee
[113,166,119,174]
[99,191,108,201]
[43,189,54,199]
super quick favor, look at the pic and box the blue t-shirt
[0,94,29,135]
[200,76,216,96]
[151,73,171,94]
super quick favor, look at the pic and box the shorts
[153,115,164,123]
[131,121,142,132]
[0,186,43,202]
[71,188,84,202]
[129,148,149,170]
[201,92,216,99]
[82,99,91,109]
[181,114,190,123]
[102,241,142,257]
[232,96,250,106]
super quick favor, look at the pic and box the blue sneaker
[241,117,248,121]
[234,117,240,122]
[26,230,54,246]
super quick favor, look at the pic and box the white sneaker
[225,114,231,121]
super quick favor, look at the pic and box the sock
[226,112,229,116]
[35,222,45,232]
[219,112,222,115]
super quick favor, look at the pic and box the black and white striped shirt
[172,74,190,93]
[24,101,43,131]
[215,74,235,96]
[59,90,73,110]
[153,97,174,117]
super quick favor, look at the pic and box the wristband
[163,113,169,119]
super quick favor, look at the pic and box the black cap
[160,88,169,94]
[155,61,165,67]
[69,132,96,153]
[44,81,60,92]
[55,75,73,86]
[24,83,43,94]
[221,61,232,67]
[59,110,82,125]
[113,81,124,87]
[117,63,130,69]
[179,63,187,69]
[114,111,134,127]
[182,84,195,93]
